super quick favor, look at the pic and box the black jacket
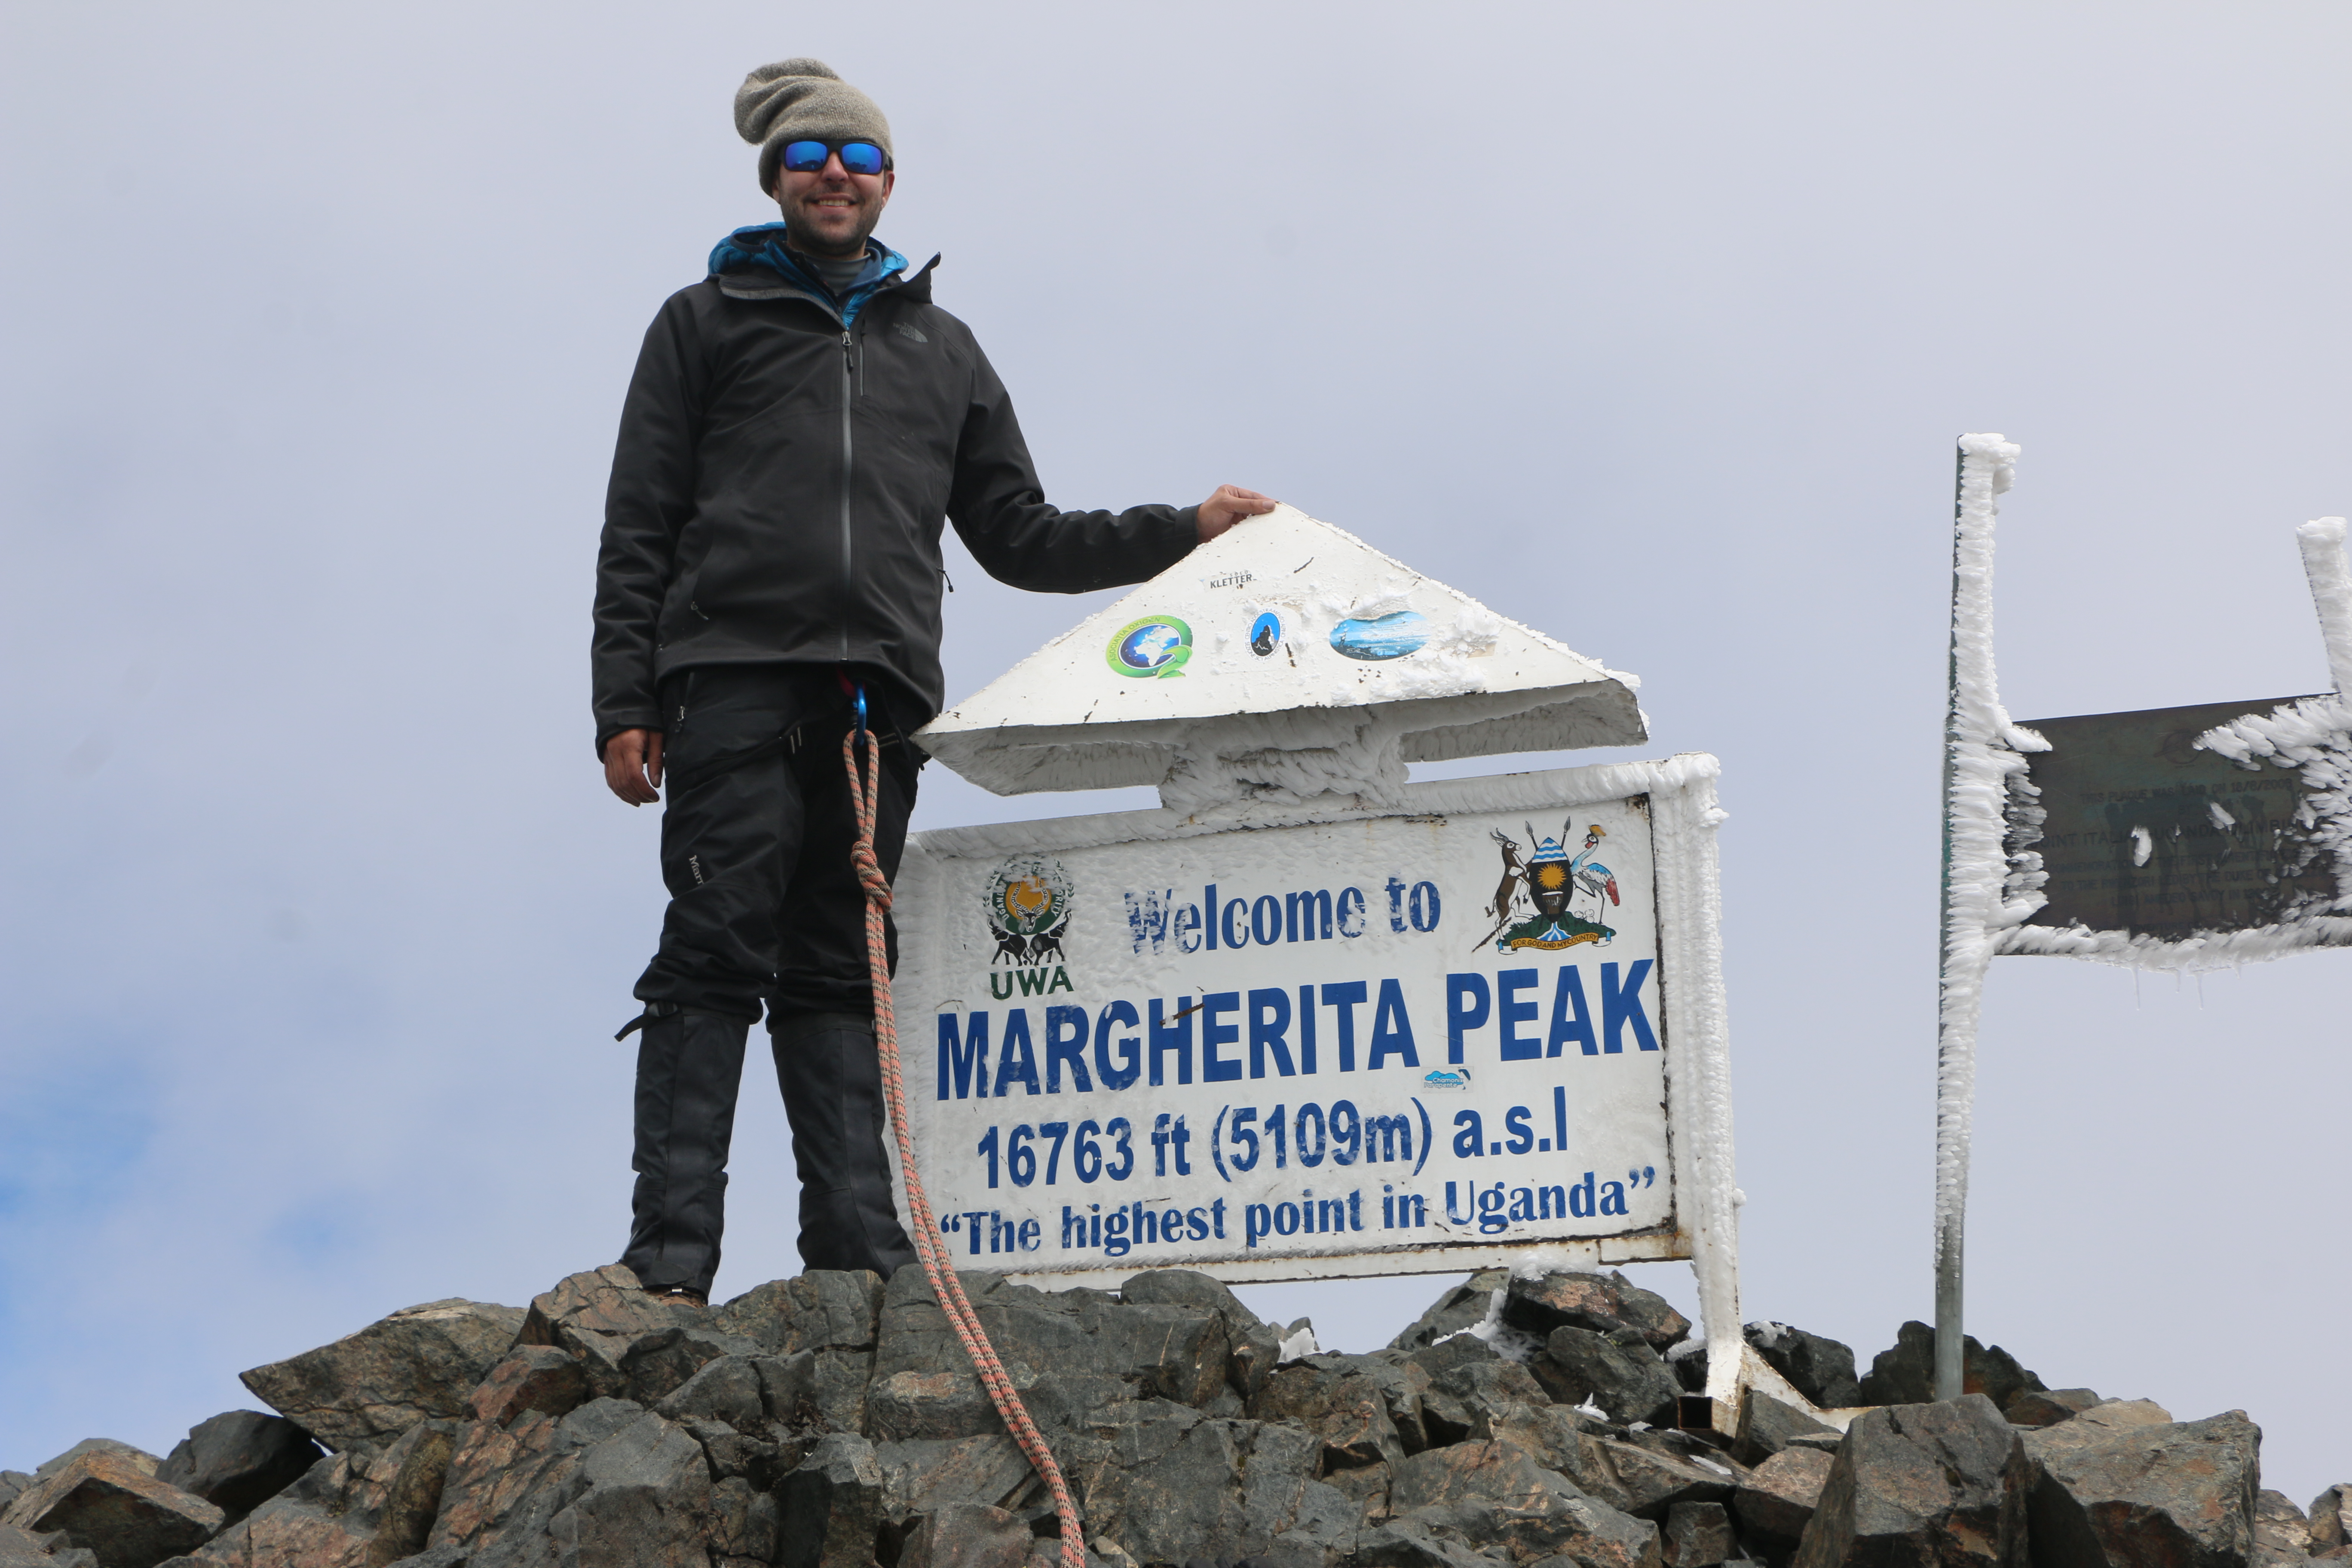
[592,254,1199,753]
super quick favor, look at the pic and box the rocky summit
[1,1263,2342,1568]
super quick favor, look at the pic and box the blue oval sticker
[1248,611,1281,657]
[1329,610,1429,661]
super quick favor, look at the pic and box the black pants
[634,666,919,1020]
[619,666,922,1295]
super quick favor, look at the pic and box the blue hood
[707,223,908,325]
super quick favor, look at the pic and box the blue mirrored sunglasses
[781,140,891,176]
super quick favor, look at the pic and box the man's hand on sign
[605,728,665,806]
[1197,484,1278,542]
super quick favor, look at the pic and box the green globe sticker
[1105,616,1193,678]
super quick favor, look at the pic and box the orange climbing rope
[843,720,1087,1568]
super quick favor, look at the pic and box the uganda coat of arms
[982,855,1076,969]
[1478,821,1620,952]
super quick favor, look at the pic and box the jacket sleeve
[946,340,1198,594]
[591,291,707,756]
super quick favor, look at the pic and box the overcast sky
[3,0,2347,1507]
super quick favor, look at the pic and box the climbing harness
[842,686,1087,1568]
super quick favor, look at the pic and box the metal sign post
[1932,439,2352,1402]
[1933,434,2027,1402]
[901,505,1750,1425]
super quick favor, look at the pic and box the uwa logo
[983,856,1076,999]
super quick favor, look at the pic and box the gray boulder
[1477,1404,1625,1516]
[523,1402,710,1568]
[2063,1397,2170,1428]
[0,1525,65,1568]
[1330,1353,1436,1456]
[1046,1402,1356,1566]
[2255,1488,2312,1564]
[511,1267,704,1402]
[155,1413,321,1524]
[34,1449,157,1483]
[371,1548,466,1568]
[892,1502,1035,1568]
[1387,1273,1507,1354]
[758,1349,870,1437]
[1792,1395,2027,1567]
[862,1366,1144,1447]
[1856,1321,2045,1415]
[1226,1321,1287,1407]
[425,1404,596,1556]
[169,1418,452,1568]
[462,1350,587,1430]
[1412,1352,1552,1451]
[1118,1268,1268,1331]
[1734,1447,1834,1548]
[649,1355,764,1433]
[0,1479,28,1517]
[2312,1483,2350,1552]
[369,1424,460,1568]
[612,1324,764,1410]
[1387,1437,1661,1567]
[674,1414,787,1491]
[1742,1323,1859,1410]
[423,1398,705,1568]
[2003,1388,2103,1428]
[778,1435,886,1568]
[0,1453,224,1568]
[1731,1392,1840,1467]
[1502,1270,1691,1353]
[864,1369,1015,1445]
[1536,1326,1681,1427]
[242,1300,525,1451]
[1662,1500,1735,1567]
[1122,1269,1282,1409]
[870,1269,1231,1415]
[1582,1437,1744,1523]
[1251,1358,1408,1471]
[1351,1514,1515,1568]
[872,1436,1034,1523]
[3,1524,101,1568]
[1324,1457,1394,1526]
[710,1271,885,1357]
[1357,1353,1441,1456]
[2023,1406,2261,1568]
[704,1475,778,1566]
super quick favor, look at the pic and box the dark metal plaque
[2015,695,2337,940]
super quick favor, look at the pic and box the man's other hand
[1197,484,1277,542]
[605,728,665,805]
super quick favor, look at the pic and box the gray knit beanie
[735,58,894,195]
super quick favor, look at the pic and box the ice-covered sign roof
[916,505,1646,800]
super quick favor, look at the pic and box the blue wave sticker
[1329,610,1429,661]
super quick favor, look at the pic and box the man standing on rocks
[591,58,1273,1306]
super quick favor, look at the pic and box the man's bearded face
[774,152,894,258]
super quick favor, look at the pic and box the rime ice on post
[899,504,1750,1426]
[1933,434,2043,1402]
[1928,450,2352,1404]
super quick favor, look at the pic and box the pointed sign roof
[916,505,1645,795]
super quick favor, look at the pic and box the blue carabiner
[853,682,868,739]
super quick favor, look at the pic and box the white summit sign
[893,505,1743,1412]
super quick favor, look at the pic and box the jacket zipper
[839,327,854,662]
